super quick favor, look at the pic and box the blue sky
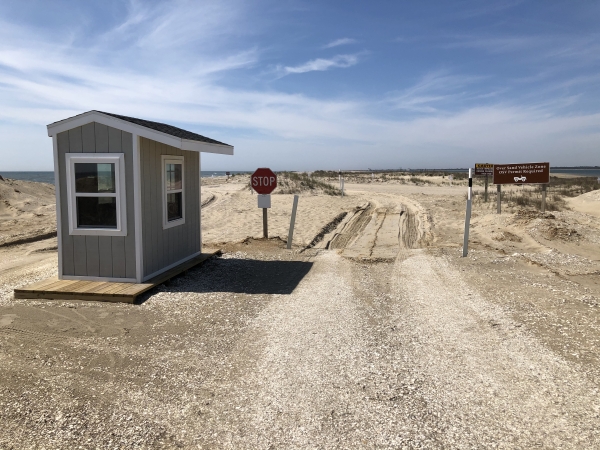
[1,0,599,170]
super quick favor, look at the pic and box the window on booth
[162,155,185,228]
[66,154,127,236]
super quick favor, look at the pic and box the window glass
[76,197,117,228]
[167,192,182,221]
[75,163,115,193]
[166,163,182,191]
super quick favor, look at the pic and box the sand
[0,178,56,247]
[201,179,364,247]
[1,174,600,448]
[567,188,600,218]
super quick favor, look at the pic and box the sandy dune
[567,188,600,218]
[201,181,364,247]
[0,178,56,247]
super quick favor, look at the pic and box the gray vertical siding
[56,122,137,279]
[139,137,200,279]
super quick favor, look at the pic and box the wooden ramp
[14,251,220,304]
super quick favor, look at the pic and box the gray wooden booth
[47,111,233,283]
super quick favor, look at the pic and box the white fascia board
[48,111,182,149]
[182,139,234,155]
[48,111,233,154]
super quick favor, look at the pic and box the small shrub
[276,172,341,195]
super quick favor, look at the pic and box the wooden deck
[14,251,220,304]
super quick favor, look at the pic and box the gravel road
[186,249,600,448]
[2,183,600,448]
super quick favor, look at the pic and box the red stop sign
[251,168,277,194]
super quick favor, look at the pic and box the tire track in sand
[325,198,426,261]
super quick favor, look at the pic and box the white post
[287,195,299,249]
[462,168,473,257]
[341,177,345,197]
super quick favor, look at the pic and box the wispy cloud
[443,33,600,67]
[278,54,360,75]
[0,1,599,170]
[100,0,249,51]
[322,38,357,49]
[445,0,525,20]
[384,71,488,112]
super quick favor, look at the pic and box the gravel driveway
[2,193,600,448]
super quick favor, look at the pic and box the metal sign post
[462,168,473,257]
[263,208,268,238]
[251,168,277,239]
[287,195,299,249]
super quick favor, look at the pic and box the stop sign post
[251,168,277,238]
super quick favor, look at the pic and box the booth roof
[95,111,229,146]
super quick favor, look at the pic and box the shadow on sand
[137,257,313,303]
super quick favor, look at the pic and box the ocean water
[0,170,250,185]
[551,168,600,177]
[200,171,250,178]
[1,171,56,184]
[2,169,598,185]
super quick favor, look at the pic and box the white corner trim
[65,153,127,236]
[161,155,186,230]
[52,135,63,279]
[47,111,234,155]
[61,275,137,283]
[198,154,202,251]
[141,251,201,282]
[132,134,143,283]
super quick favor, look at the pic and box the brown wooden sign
[474,163,493,177]
[493,162,550,185]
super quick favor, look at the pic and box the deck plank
[18,277,60,291]
[65,281,96,293]
[14,251,220,304]
[79,282,112,294]
[32,280,77,293]
[90,283,130,295]
[114,283,154,296]
[52,280,85,292]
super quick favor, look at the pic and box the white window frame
[162,155,185,229]
[65,153,127,236]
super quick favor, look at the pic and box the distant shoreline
[1,167,598,185]
[0,171,252,185]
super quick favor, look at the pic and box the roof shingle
[96,111,230,146]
